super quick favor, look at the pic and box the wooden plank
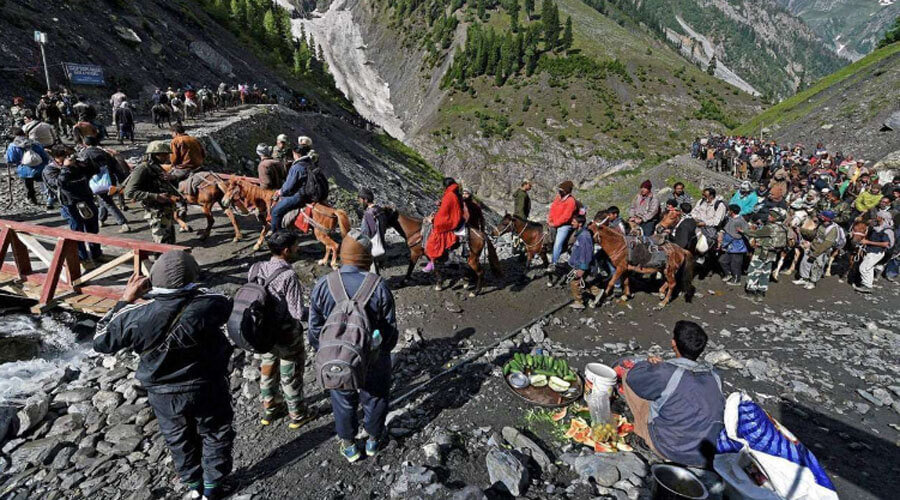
[38,239,73,305]
[73,251,133,286]
[16,234,54,268]
[9,230,32,279]
[0,219,190,254]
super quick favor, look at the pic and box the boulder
[501,426,553,470]
[114,26,142,44]
[389,464,437,498]
[104,423,141,442]
[92,390,123,413]
[452,485,487,500]
[0,406,19,444]
[574,454,620,487]
[47,413,85,437]
[485,448,529,496]
[882,111,900,131]
[9,435,65,466]
[16,392,49,436]
[54,388,95,405]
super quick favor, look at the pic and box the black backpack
[226,268,293,353]
[305,164,329,203]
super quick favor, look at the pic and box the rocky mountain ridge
[776,0,900,60]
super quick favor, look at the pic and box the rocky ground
[0,110,898,500]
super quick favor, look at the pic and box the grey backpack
[315,272,381,391]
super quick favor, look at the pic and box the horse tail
[486,238,503,277]
[336,209,351,236]
[681,249,696,303]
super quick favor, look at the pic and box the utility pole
[34,31,50,92]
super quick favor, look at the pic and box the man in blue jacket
[567,214,594,309]
[308,230,398,463]
[5,127,52,208]
[270,136,314,232]
[621,320,724,467]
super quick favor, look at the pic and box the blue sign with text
[64,63,105,86]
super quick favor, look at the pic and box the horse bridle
[495,219,547,250]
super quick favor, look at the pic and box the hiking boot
[569,301,586,310]
[852,284,871,294]
[118,223,132,233]
[803,282,816,290]
[287,408,318,430]
[791,278,807,286]
[203,483,224,500]
[339,439,361,463]
[365,436,382,457]
[727,277,741,286]
[260,405,286,426]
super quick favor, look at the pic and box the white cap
[297,136,313,147]
[276,134,289,144]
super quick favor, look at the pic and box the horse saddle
[626,236,666,269]
[179,171,215,197]
[285,205,314,232]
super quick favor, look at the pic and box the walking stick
[5,163,14,209]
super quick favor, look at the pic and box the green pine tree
[508,0,520,33]
[560,16,573,51]
[706,56,717,75]
[477,0,487,21]
[263,9,279,46]
[524,0,535,19]
[542,0,560,50]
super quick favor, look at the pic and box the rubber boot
[569,279,585,309]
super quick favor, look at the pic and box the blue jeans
[552,224,573,264]
[270,193,306,232]
[640,220,656,236]
[60,203,102,261]
[885,256,899,279]
[329,354,390,440]
[97,193,127,225]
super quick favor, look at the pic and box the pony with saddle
[589,211,695,308]
[171,172,244,242]
[222,178,350,265]
[383,206,502,296]
[493,214,550,270]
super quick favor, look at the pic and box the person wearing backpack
[79,136,130,233]
[5,127,52,208]
[270,136,320,232]
[716,205,749,285]
[308,230,398,463]
[42,145,103,265]
[693,188,727,249]
[744,207,788,296]
[245,230,317,429]
[93,251,234,500]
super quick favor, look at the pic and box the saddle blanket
[178,171,214,197]
[285,205,314,233]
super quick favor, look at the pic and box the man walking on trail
[114,101,135,144]
[249,230,317,428]
[744,207,787,296]
[5,126,52,208]
[93,251,235,500]
[513,179,532,221]
[629,180,660,237]
[548,180,578,266]
[270,136,315,232]
[854,211,894,294]
[308,230,398,463]
[718,204,749,285]
[124,140,181,244]
[793,211,839,290]
[43,145,103,265]
[567,214,594,309]
[78,136,131,233]
[22,110,57,147]
[255,143,285,190]
[423,177,464,273]
[169,124,206,181]
[618,320,724,468]
[358,187,387,273]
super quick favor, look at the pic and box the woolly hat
[340,229,373,268]
[559,180,574,194]
[149,250,200,289]
[640,179,652,190]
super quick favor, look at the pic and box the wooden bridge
[0,219,188,314]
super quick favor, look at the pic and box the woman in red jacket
[548,180,578,265]
[424,178,464,272]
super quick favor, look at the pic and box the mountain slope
[289,0,761,203]
[776,0,900,60]
[595,0,848,100]
[734,41,900,164]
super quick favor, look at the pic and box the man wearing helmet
[124,140,181,243]
[744,208,788,297]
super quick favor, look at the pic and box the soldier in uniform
[10,97,27,128]
[744,208,788,297]
[828,191,856,228]
[272,134,291,165]
[124,141,180,244]
[793,211,839,290]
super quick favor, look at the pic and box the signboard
[63,62,105,86]
[33,31,47,44]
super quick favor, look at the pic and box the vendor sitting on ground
[618,320,724,467]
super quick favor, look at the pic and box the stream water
[0,313,91,404]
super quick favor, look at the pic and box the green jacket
[124,161,180,209]
[832,200,855,227]
[513,188,531,220]
[745,223,782,252]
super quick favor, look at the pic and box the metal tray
[504,371,585,408]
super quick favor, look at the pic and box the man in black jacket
[78,136,130,232]
[93,251,234,500]
[672,203,697,250]
[43,145,102,263]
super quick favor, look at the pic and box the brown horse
[221,179,350,265]
[492,214,549,269]
[171,173,243,242]
[844,220,869,277]
[590,212,695,308]
[383,207,502,296]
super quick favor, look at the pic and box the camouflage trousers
[259,331,305,417]
[146,206,176,244]
[745,251,776,293]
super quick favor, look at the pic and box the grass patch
[734,42,900,135]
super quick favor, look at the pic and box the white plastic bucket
[584,363,617,424]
